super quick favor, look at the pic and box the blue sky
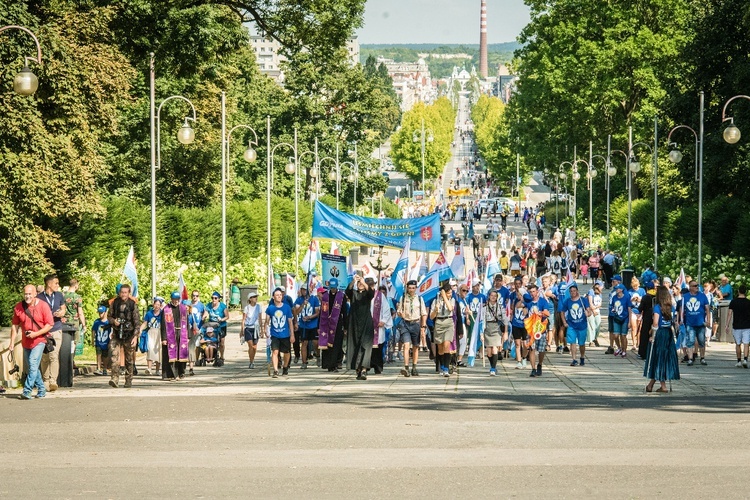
[357,0,531,44]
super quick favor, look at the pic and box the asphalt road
[3,325,750,499]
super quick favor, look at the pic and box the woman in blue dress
[644,285,680,392]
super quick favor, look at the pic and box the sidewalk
[12,315,746,399]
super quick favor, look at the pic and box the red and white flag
[675,267,686,290]
[330,241,341,256]
[285,273,297,301]
[177,272,189,301]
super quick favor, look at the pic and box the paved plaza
[3,322,750,498]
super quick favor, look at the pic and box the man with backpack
[397,280,427,377]
[107,284,140,388]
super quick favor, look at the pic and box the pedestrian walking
[10,285,54,399]
[644,286,680,393]
[727,285,750,368]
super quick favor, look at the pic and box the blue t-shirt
[629,287,646,314]
[587,290,603,312]
[202,332,219,345]
[143,309,161,329]
[206,302,228,328]
[92,319,111,350]
[720,284,733,300]
[189,301,205,330]
[525,297,550,317]
[495,287,511,309]
[610,294,630,322]
[683,292,709,327]
[265,303,293,338]
[653,304,675,329]
[294,295,320,329]
[467,293,487,316]
[562,296,590,330]
[510,296,527,328]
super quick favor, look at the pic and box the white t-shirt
[243,303,261,327]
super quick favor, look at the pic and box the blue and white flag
[123,246,139,298]
[409,253,423,282]
[417,252,455,304]
[392,238,410,302]
[467,303,483,367]
[450,246,465,279]
[483,246,500,293]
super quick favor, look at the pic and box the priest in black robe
[345,275,375,380]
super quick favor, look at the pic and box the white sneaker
[515,362,523,369]
[744,359,749,368]
[522,359,527,368]
[737,361,743,368]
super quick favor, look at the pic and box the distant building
[377,57,435,111]
[250,34,360,83]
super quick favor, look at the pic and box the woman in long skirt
[644,285,680,392]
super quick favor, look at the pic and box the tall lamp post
[575,155,597,247]
[150,54,197,297]
[558,161,573,229]
[413,117,434,196]
[221,91,258,302]
[0,25,43,95]
[269,126,300,277]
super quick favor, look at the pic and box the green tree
[390,99,456,190]
[0,3,135,285]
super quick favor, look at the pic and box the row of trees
[390,98,456,190]
[495,0,750,273]
[0,0,400,322]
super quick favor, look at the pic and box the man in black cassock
[345,275,375,380]
[320,279,348,372]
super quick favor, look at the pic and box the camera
[9,364,19,375]
[24,330,32,336]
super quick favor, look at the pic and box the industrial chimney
[479,0,488,78]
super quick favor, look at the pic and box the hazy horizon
[357,0,530,44]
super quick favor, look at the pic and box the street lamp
[221,91,259,302]
[150,53,197,297]
[559,161,573,230]
[721,94,750,144]
[669,91,705,280]
[298,137,320,206]
[270,126,300,277]
[0,25,43,95]
[413,117,434,196]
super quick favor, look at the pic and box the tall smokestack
[479,0,488,78]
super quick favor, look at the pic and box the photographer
[107,284,140,388]
[10,285,54,399]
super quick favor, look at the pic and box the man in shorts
[293,284,320,370]
[610,284,630,358]
[509,276,529,369]
[264,287,295,378]
[396,280,427,377]
[560,282,591,366]
[682,280,710,366]
[727,284,750,367]
[605,274,622,354]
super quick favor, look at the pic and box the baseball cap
[329,278,339,288]
[406,280,417,286]
[97,305,108,313]
[317,287,326,294]
[170,291,181,300]
[247,292,258,299]
[594,280,604,287]
[514,275,523,282]
[615,284,627,291]
[612,274,622,282]
[471,278,482,286]
[206,326,214,333]
[299,283,307,290]
[153,296,165,304]
[211,291,221,298]
[365,277,376,285]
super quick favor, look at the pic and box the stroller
[196,322,224,367]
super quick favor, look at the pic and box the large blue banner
[312,201,441,253]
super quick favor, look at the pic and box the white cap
[471,278,482,286]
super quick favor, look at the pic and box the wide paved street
[3,322,750,499]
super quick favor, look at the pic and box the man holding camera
[38,273,66,392]
[11,285,54,399]
[107,284,140,388]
